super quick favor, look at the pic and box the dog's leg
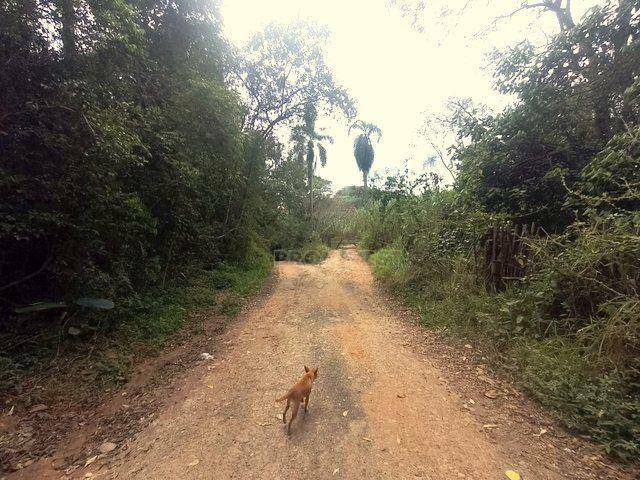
[287,400,299,435]
[304,395,309,413]
[282,398,290,423]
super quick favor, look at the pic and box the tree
[233,20,355,140]
[228,20,354,237]
[503,1,575,32]
[453,2,640,231]
[290,104,333,219]
[0,0,286,314]
[387,0,576,36]
[350,121,382,188]
[419,99,483,184]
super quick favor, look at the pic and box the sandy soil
[8,248,638,480]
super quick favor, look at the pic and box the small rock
[484,390,498,399]
[99,442,117,454]
[84,455,98,467]
[200,353,214,361]
[29,404,48,413]
[342,410,348,417]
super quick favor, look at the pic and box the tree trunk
[56,0,77,60]
[308,156,315,226]
[551,1,575,31]
[362,170,368,189]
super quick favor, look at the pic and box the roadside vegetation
[0,1,352,415]
[356,2,640,461]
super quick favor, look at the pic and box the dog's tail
[275,393,289,402]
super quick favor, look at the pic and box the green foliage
[515,338,640,460]
[122,247,271,346]
[0,0,345,315]
[355,181,498,259]
[369,233,640,459]
[300,239,331,264]
[568,125,640,217]
[1,0,244,308]
[334,185,369,209]
[369,247,411,291]
[453,2,640,232]
[361,163,640,458]
[209,245,272,297]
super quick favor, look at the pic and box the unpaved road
[13,248,637,479]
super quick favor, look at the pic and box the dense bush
[454,2,640,232]
[1,0,249,310]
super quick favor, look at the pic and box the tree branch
[0,256,53,292]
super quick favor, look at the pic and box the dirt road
[19,248,636,479]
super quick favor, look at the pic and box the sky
[220,0,604,190]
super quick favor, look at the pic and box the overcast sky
[220,0,604,190]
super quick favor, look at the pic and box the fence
[477,222,544,290]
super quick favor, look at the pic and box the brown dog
[277,365,318,434]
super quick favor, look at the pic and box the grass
[0,247,273,398]
[368,246,640,461]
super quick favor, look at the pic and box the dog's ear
[304,365,309,373]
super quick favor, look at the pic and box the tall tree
[228,20,354,237]
[233,20,355,140]
[350,121,382,188]
[454,2,640,231]
[291,104,333,219]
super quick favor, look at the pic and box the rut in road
[94,248,633,480]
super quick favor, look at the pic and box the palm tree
[350,120,382,188]
[291,104,333,218]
